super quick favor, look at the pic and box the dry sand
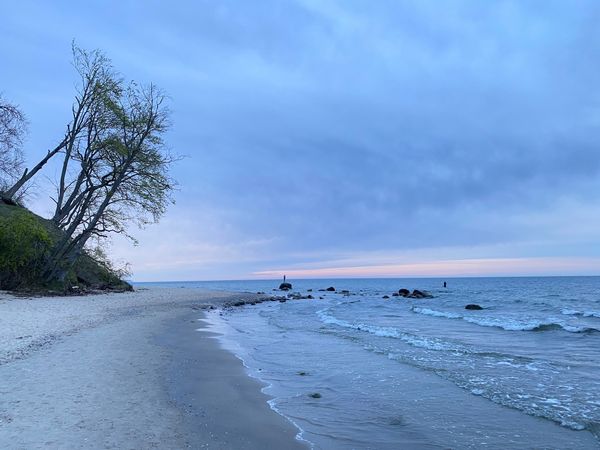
[0,287,307,449]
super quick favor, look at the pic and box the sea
[138,277,600,449]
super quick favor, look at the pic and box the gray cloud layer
[3,0,600,279]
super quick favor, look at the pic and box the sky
[2,0,600,281]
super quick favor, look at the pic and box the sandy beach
[0,287,307,449]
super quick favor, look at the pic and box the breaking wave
[411,307,600,333]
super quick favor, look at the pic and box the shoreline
[158,311,307,449]
[210,293,600,449]
[0,287,307,449]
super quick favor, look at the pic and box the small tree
[0,210,52,289]
[0,95,27,198]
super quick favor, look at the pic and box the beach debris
[326,286,336,292]
[279,282,292,291]
[308,392,322,399]
[465,304,483,310]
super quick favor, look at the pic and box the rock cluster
[392,289,434,299]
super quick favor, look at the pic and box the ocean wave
[561,309,600,319]
[317,308,462,351]
[411,307,461,319]
[410,307,600,333]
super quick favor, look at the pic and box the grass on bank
[0,202,131,293]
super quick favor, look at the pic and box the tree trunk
[3,140,66,200]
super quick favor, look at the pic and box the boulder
[408,289,433,299]
[279,282,292,291]
[398,288,410,297]
[382,295,390,299]
[392,293,399,297]
[465,304,483,310]
[326,287,336,292]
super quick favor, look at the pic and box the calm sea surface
[137,277,600,448]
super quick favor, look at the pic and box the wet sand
[0,287,307,449]
[158,314,306,449]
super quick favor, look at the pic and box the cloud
[3,1,600,279]
[253,257,600,279]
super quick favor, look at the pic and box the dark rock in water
[392,292,399,297]
[297,371,308,376]
[279,298,287,303]
[288,292,314,300]
[308,392,322,399]
[398,288,410,297]
[465,304,483,310]
[307,289,313,292]
[389,416,405,426]
[340,290,350,295]
[318,289,326,292]
[408,289,433,299]
[383,295,390,299]
[256,291,265,294]
[319,296,324,299]
[279,282,292,290]
[326,286,336,291]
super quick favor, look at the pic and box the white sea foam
[561,309,600,318]
[410,307,599,333]
[411,307,461,319]
[318,308,464,352]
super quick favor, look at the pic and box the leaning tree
[3,45,177,282]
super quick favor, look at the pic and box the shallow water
[142,277,600,448]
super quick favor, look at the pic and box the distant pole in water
[284,274,286,282]
[443,281,447,288]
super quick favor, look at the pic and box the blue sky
[3,0,600,280]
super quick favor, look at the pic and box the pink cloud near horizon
[252,257,600,279]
